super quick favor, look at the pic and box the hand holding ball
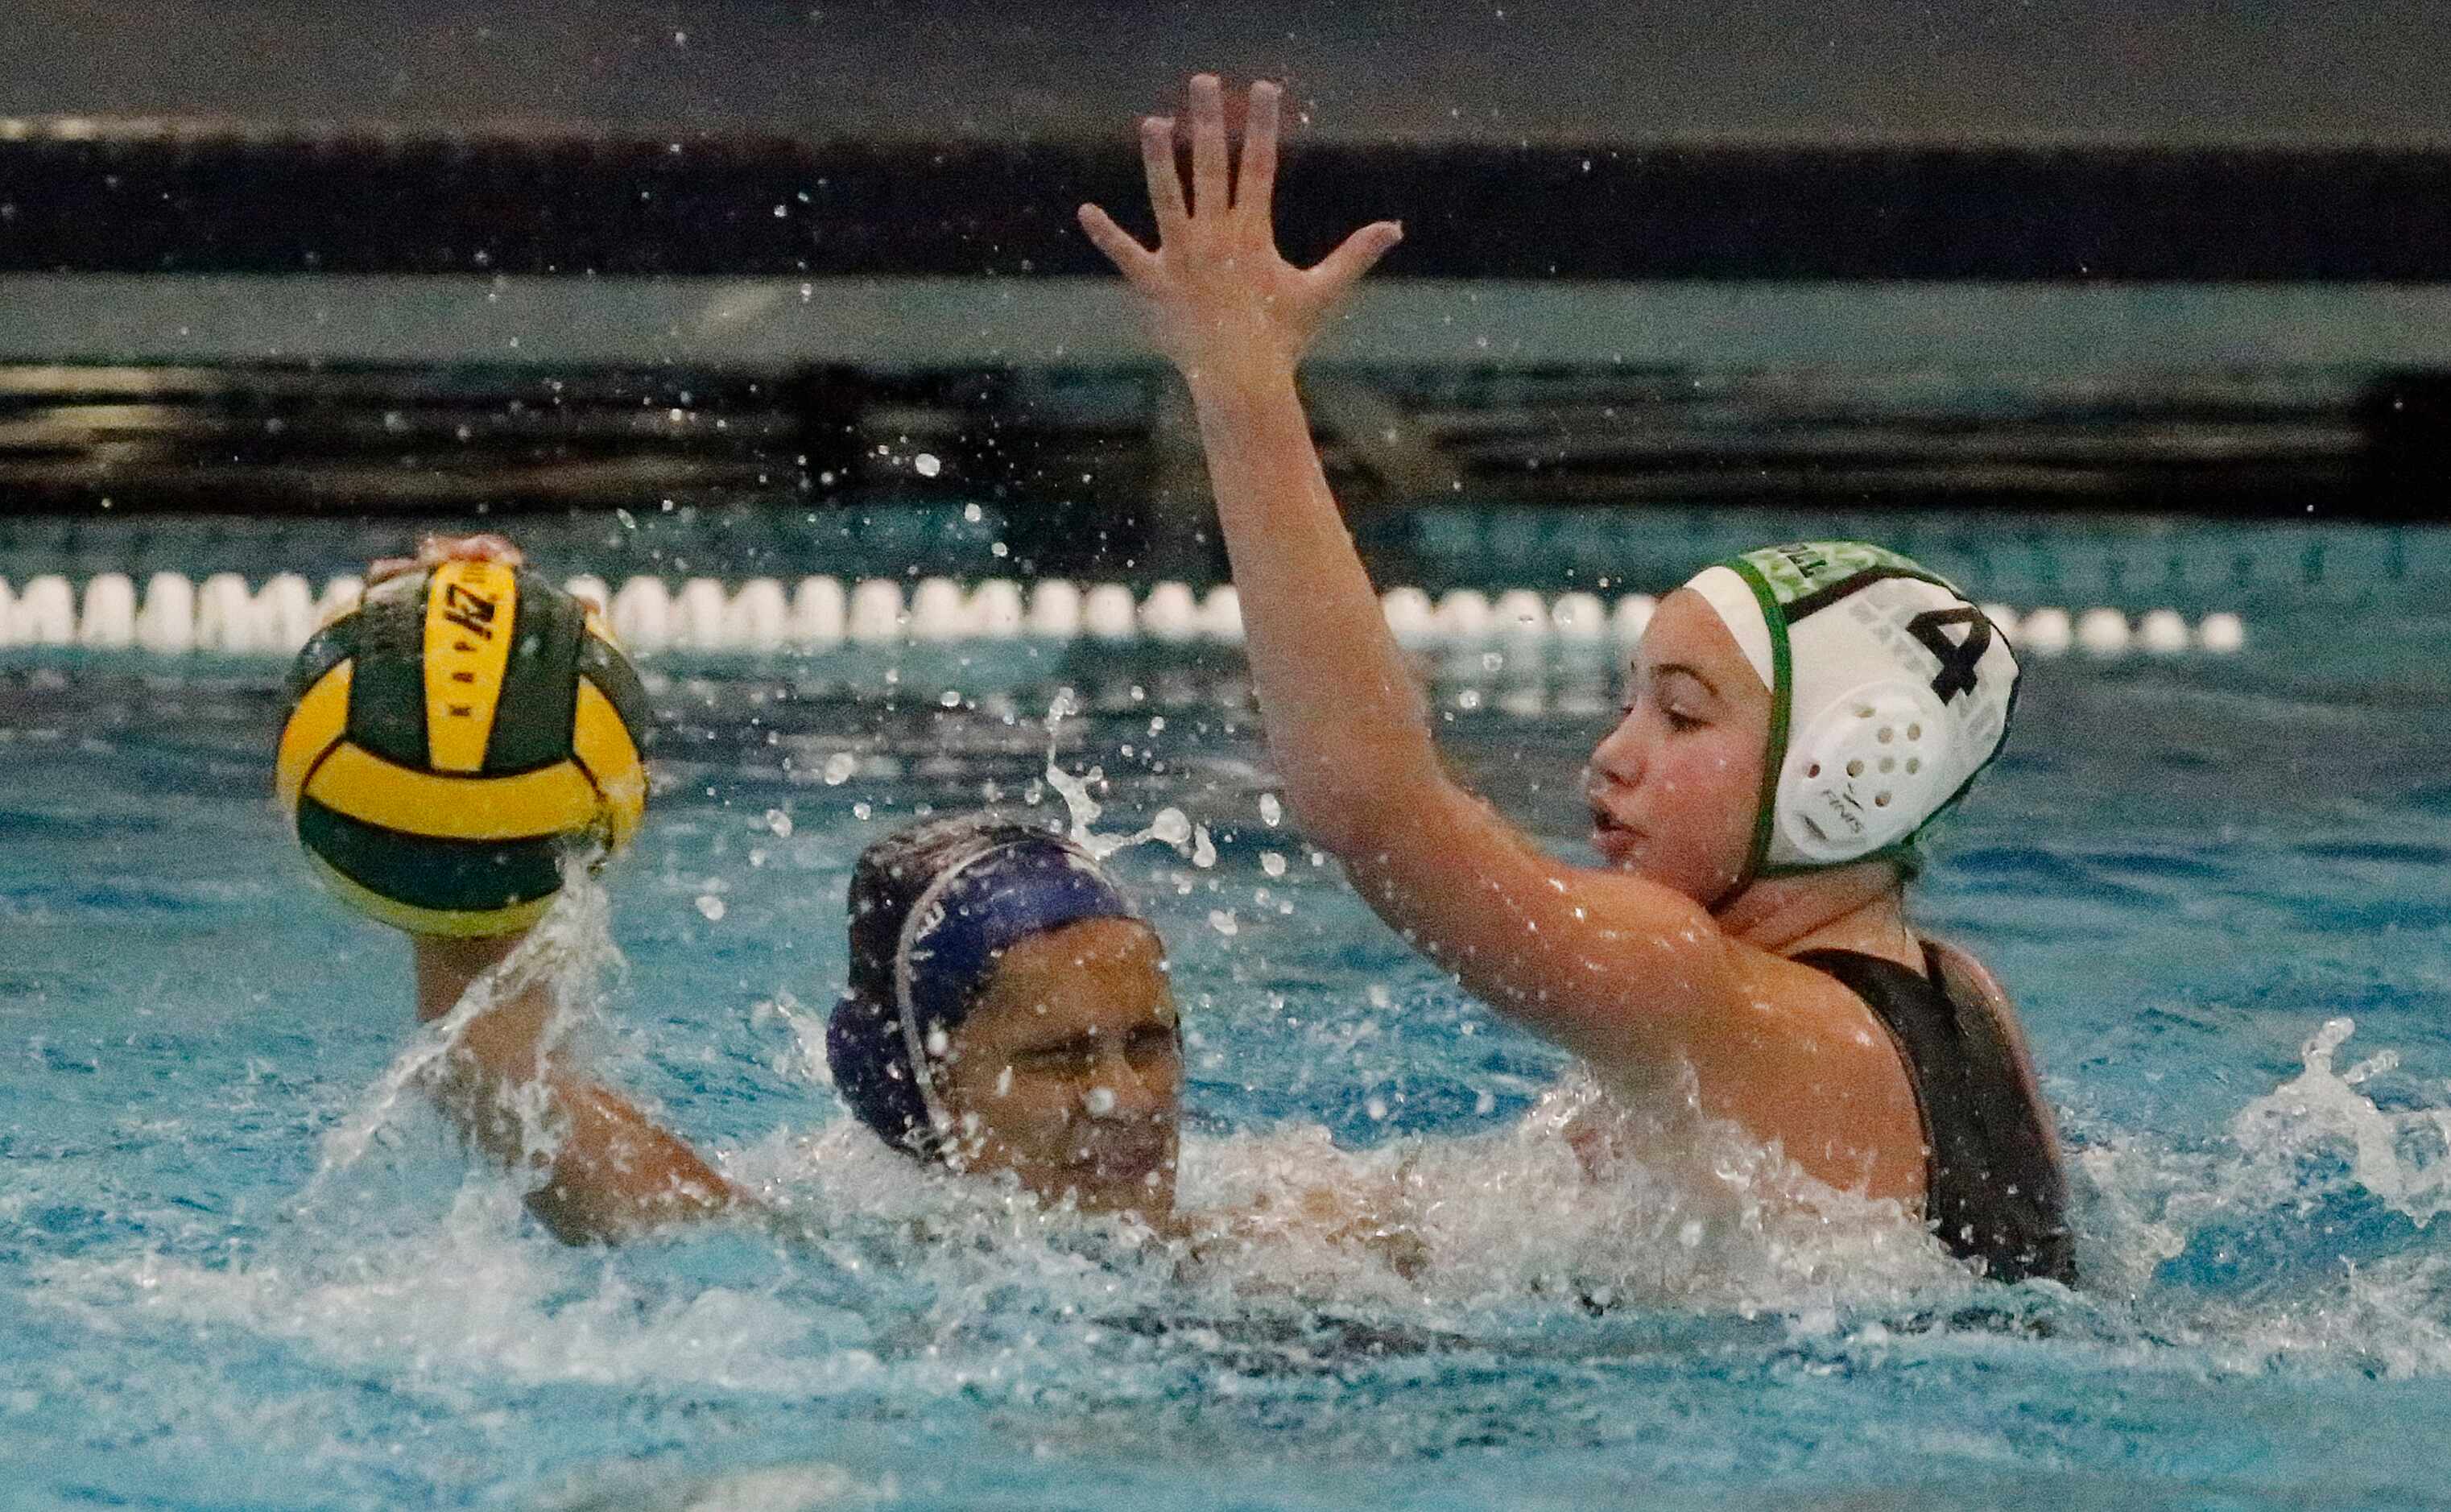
[274,558,651,936]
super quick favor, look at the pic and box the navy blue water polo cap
[825,816,1144,1155]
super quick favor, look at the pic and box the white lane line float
[0,572,2246,658]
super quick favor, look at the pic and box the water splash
[1041,690,1201,863]
[2234,1017,2451,1225]
[763,1068,1976,1322]
[753,989,833,1086]
[2065,1014,2451,1376]
[300,858,620,1204]
[46,1186,879,1397]
[2082,1015,2451,1296]
[48,1003,2451,1471]
[1040,689,1103,836]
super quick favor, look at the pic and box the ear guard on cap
[1775,680,1957,865]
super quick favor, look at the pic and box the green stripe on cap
[1734,542,1946,608]
[1721,553,1792,894]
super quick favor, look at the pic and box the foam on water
[138,691,2451,1398]
[48,983,2451,1422]
[47,1186,880,1396]
[23,866,2451,1512]
[30,845,1987,1411]
[87,855,2451,1357]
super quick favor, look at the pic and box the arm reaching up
[1077,79,1928,1202]
[358,535,739,1243]
[1074,78,1738,1063]
[1078,102,1420,841]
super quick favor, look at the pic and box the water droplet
[1261,852,1287,878]
[1148,808,1192,845]
[1084,1086,1117,1116]
[853,802,873,821]
[1259,793,1283,826]
[764,808,793,837]
[822,752,857,785]
[917,453,943,478]
[1208,909,1239,937]
[1365,1096,1389,1122]
[695,894,726,922]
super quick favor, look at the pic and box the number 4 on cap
[1906,608,1991,704]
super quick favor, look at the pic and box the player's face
[1585,589,1773,907]
[933,917,1181,1221]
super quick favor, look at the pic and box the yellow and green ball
[274,560,651,937]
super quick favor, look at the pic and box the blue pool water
[7,514,2451,1510]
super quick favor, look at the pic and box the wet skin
[1585,589,1773,908]
[930,916,1183,1221]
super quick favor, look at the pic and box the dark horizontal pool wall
[10,0,2451,151]
[5,130,2451,282]
[0,358,2440,525]
[3,118,2447,520]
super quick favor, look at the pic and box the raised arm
[1077,79,1750,1076]
[366,535,738,1243]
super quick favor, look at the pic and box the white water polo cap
[1680,542,2019,880]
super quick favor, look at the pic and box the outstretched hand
[1078,75,1401,391]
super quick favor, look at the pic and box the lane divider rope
[0,572,2247,658]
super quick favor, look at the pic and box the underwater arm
[415,933,740,1244]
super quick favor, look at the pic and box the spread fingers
[1139,116,1189,233]
[1236,81,1282,232]
[1078,203,1162,288]
[1188,73,1230,218]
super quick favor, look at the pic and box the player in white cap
[1080,76,2070,1283]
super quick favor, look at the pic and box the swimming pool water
[7,515,2451,1510]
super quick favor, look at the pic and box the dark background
[4,2,2446,526]
[11,0,2451,147]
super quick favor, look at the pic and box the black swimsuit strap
[1792,946,2076,1286]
